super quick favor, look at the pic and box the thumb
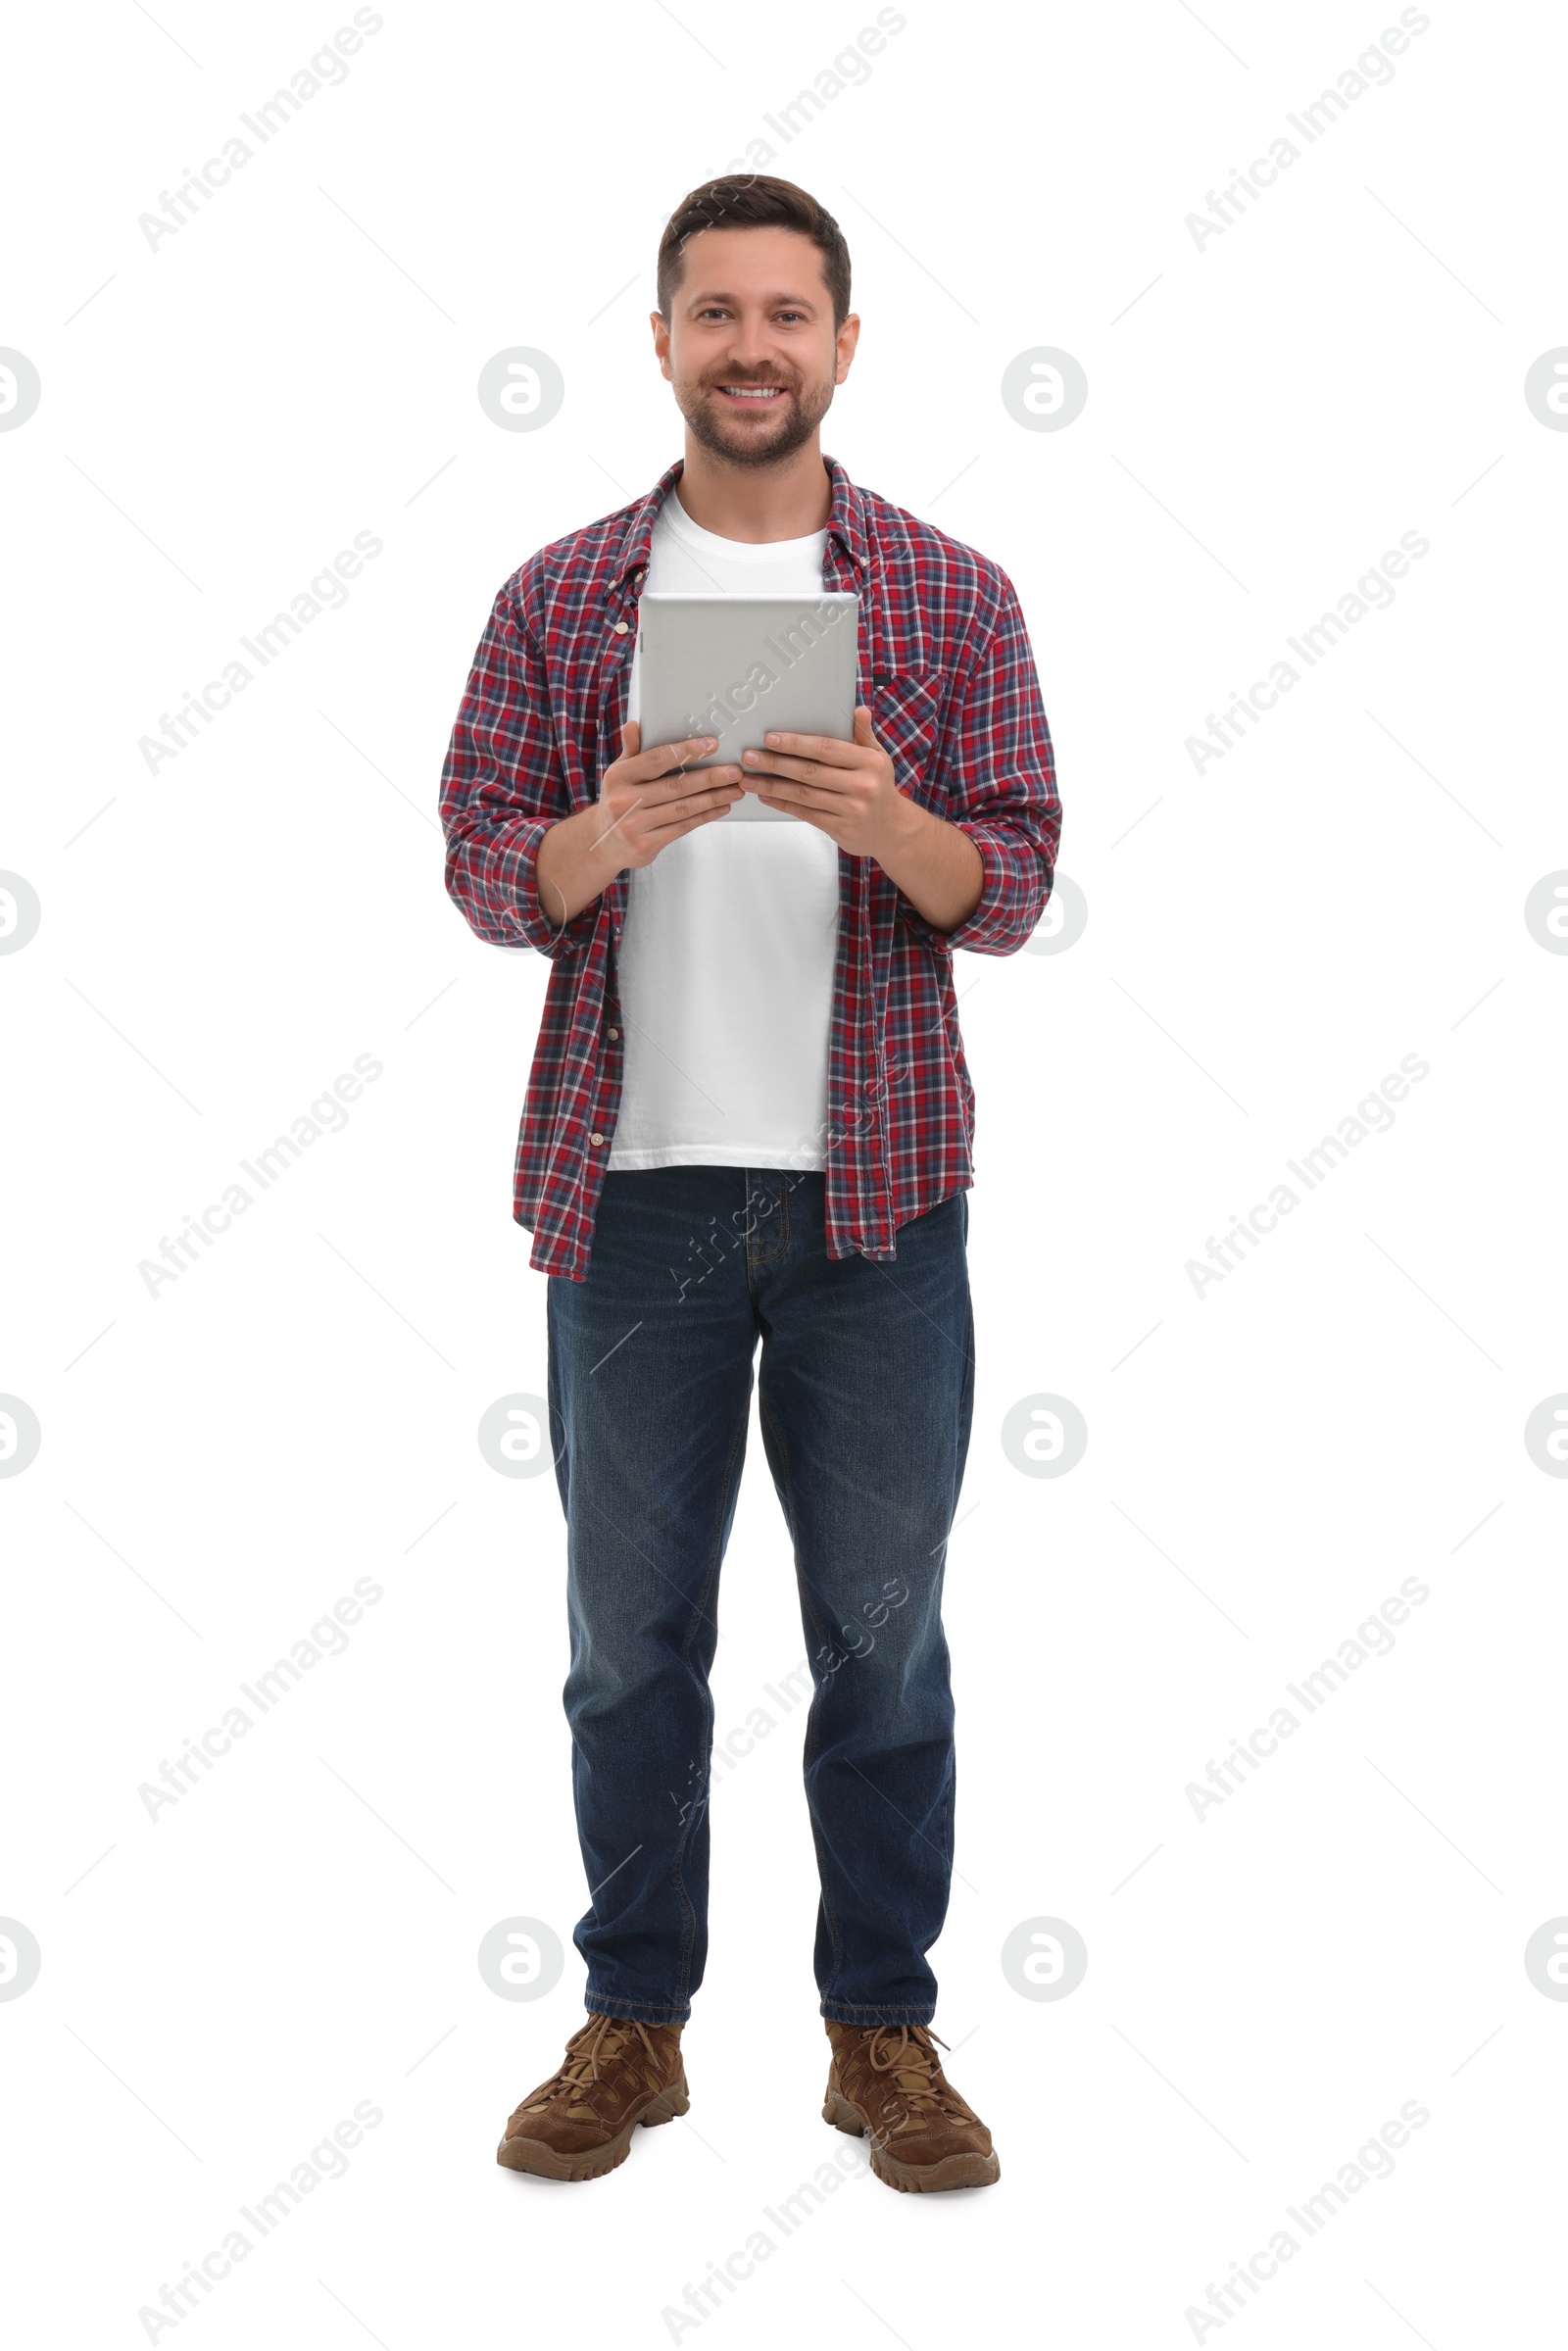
[621,717,641,757]
[854,705,877,745]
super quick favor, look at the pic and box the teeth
[722,387,782,398]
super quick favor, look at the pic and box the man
[440,174,1059,2192]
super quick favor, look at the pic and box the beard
[673,367,837,470]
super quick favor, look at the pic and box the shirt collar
[608,453,869,599]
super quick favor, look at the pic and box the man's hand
[535,720,744,929]
[741,706,912,860]
[599,720,746,870]
[744,707,986,933]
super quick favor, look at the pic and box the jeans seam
[744,1169,788,1272]
[585,1996,691,2026]
[760,1385,849,1997]
[666,1392,751,2009]
[821,2001,937,2025]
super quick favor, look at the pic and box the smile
[715,385,786,401]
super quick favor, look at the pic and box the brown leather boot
[497,2013,689,2181]
[823,2021,1000,2192]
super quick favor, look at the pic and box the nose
[717,326,786,377]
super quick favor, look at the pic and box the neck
[673,436,832,543]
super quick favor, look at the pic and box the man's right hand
[599,721,745,870]
[534,722,744,930]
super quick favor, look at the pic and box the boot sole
[497,2073,690,2180]
[822,2086,1001,2192]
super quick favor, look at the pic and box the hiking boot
[823,2021,1000,2192]
[497,2013,689,2181]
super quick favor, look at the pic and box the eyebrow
[682,288,822,311]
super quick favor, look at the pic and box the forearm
[874,799,985,933]
[534,803,624,929]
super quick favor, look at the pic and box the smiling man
[440,174,1059,2193]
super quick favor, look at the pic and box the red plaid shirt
[439,455,1060,1281]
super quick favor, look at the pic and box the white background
[4,0,1565,2343]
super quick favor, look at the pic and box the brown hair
[657,175,852,330]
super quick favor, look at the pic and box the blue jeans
[546,1165,975,2027]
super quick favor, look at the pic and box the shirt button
[612,621,629,635]
[590,1133,605,1147]
[607,1027,619,1040]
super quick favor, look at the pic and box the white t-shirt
[607,493,841,1173]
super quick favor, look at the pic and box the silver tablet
[636,591,859,824]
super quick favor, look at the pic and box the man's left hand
[742,708,918,860]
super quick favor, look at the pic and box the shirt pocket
[870,669,945,811]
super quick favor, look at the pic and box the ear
[649,311,671,381]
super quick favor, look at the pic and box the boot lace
[861,2025,961,2125]
[524,2015,665,2116]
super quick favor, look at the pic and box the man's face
[654,225,858,469]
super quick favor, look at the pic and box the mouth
[713,383,789,406]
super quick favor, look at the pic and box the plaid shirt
[439,455,1060,1282]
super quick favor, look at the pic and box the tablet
[636,591,859,825]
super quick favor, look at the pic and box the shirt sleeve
[439,583,602,960]
[895,568,1061,957]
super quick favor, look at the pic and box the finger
[642,762,744,802]
[756,791,833,833]
[646,802,740,847]
[755,780,833,811]
[636,733,722,777]
[743,751,851,789]
[663,806,738,842]
[642,781,744,829]
[758,728,858,766]
[620,717,642,758]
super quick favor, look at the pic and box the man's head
[653,176,858,470]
